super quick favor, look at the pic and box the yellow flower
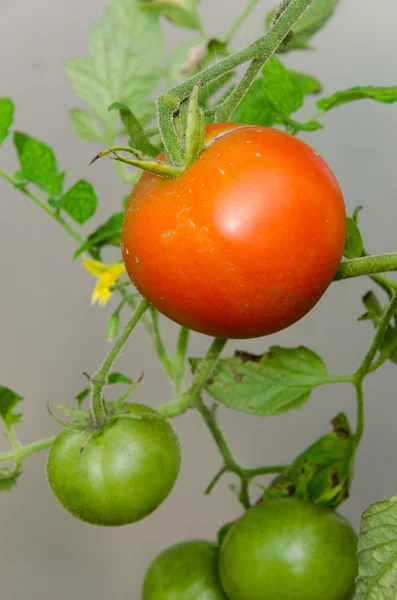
[83,258,126,306]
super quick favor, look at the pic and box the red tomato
[122,124,346,338]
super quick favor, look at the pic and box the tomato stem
[156,0,314,165]
[198,397,286,505]
[334,254,397,283]
[157,337,227,418]
[0,436,56,464]
[90,299,149,427]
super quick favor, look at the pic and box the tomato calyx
[90,84,207,179]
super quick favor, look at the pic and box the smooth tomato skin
[46,405,181,526]
[122,124,346,339]
[143,540,228,600]
[219,498,358,600]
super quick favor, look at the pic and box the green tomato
[219,497,358,600]
[47,404,181,526]
[143,540,228,600]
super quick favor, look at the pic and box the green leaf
[356,494,397,599]
[291,71,322,95]
[108,372,133,384]
[231,59,306,126]
[0,385,23,430]
[231,79,278,127]
[360,292,397,366]
[0,468,20,492]
[140,0,202,30]
[278,114,323,134]
[190,346,329,417]
[65,0,163,130]
[266,413,354,507]
[13,132,65,197]
[108,102,158,156]
[344,217,364,259]
[270,0,340,52]
[60,180,98,225]
[69,108,105,143]
[73,213,124,259]
[262,57,304,114]
[0,98,15,146]
[317,86,397,113]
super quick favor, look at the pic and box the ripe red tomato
[122,125,346,338]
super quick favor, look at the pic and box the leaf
[270,0,340,52]
[60,180,98,225]
[0,98,14,146]
[231,59,306,126]
[266,413,354,507]
[356,494,397,599]
[291,71,322,95]
[262,57,304,114]
[0,385,23,430]
[73,213,124,259]
[108,372,133,384]
[344,217,364,259]
[140,0,202,30]
[190,346,329,417]
[13,132,65,197]
[69,108,105,143]
[232,80,278,127]
[65,0,163,130]
[0,468,20,492]
[360,292,397,366]
[317,86,397,113]
[108,102,158,156]
[279,114,323,134]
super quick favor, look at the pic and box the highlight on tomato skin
[121,124,346,339]
[219,497,358,600]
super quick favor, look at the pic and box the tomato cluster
[143,498,358,600]
[122,124,346,339]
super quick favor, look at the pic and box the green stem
[149,307,173,378]
[353,380,364,446]
[156,0,314,165]
[157,337,227,418]
[215,59,263,121]
[0,168,86,248]
[334,254,397,283]
[356,292,397,379]
[198,397,286,501]
[224,0,262,43]
[172,327,191,396]
[0,436,55,464]
[90,299,149,426]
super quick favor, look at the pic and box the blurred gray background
[1,0,397,598]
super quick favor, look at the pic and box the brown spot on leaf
[235,350,262,363]
[331,416,351,438]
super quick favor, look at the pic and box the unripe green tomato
[219,497,358,600]
[143,540,228,600]
[47,404,181,526]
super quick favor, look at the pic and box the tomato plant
[47,405,181,526]
[142,540,228,600]
[2,0,397,598]
[122,124,346,338]
[219,498,358,600]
